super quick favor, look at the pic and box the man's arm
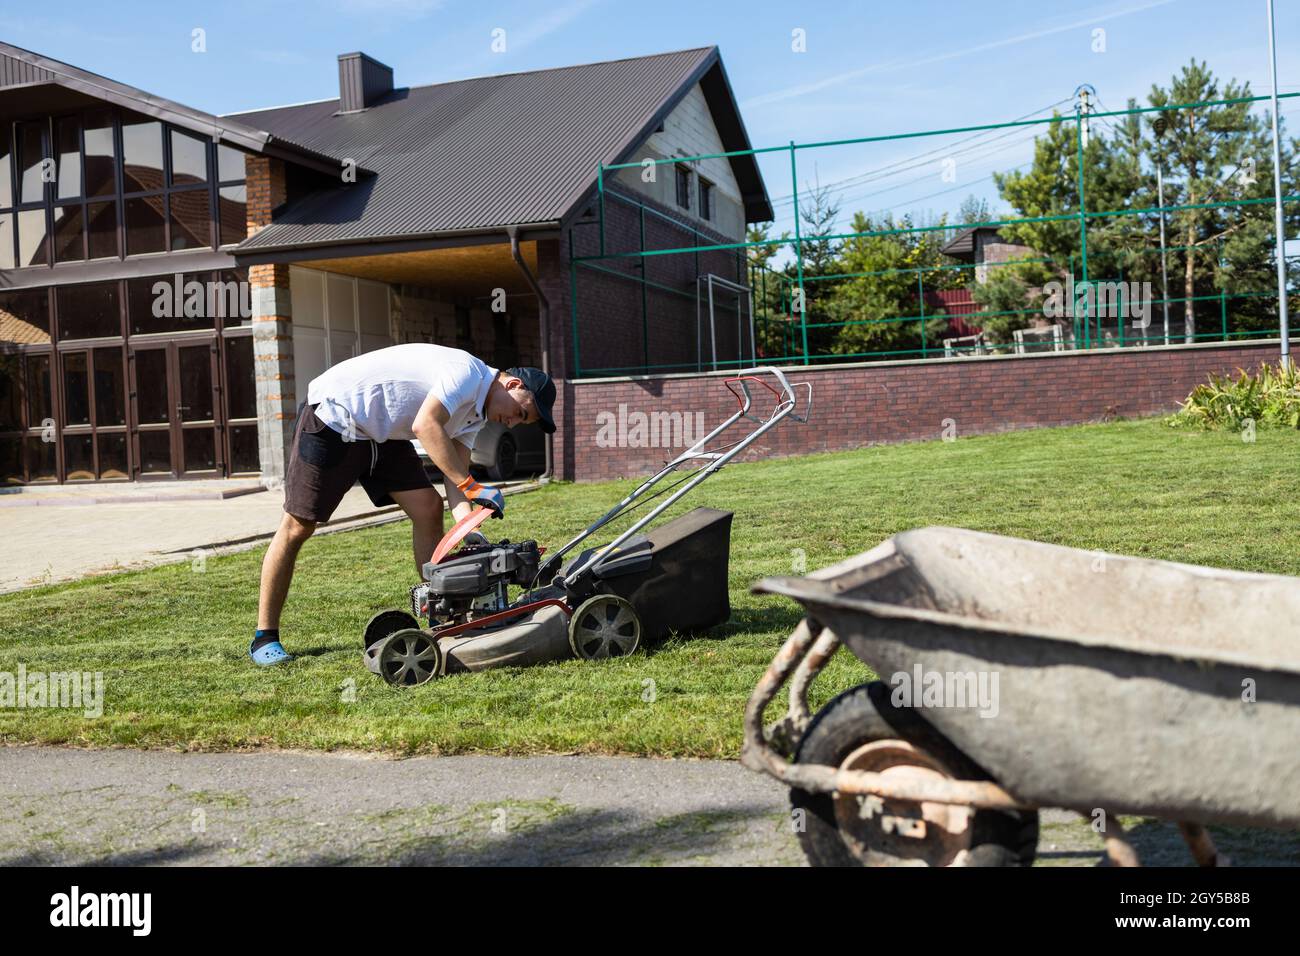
[411,389,471,486]
[411,390,502,518]
[444,440,475,522]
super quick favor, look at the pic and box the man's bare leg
[390,486,445,575]
[257,512,318,630]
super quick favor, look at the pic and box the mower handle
[551,367,812,592]
[723,366,811,425]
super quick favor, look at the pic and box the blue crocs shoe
[250,639,294,666]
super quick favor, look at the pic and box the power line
[826,162,1034,232]
[771,123,1046,214]
[813,102,1300,228]
[812,129,1043,214]
[765,95,1073,209]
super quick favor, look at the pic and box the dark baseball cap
[506,366,556,434]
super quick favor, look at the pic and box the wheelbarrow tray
[757,527,1300,830]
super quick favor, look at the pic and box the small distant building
[941,226,1034,284]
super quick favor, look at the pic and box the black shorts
[283,403,432,523]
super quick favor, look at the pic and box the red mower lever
[723,375,783,411]
[429,506,495,565]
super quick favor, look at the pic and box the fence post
[1071,257,1081,351]
[639,203,648,370]
[1218,238,1228,342]
[785,278,793,358]
[1075,106,1090,350]
[1075,106,1089,286]
[1267,0,1291,365]
[917,269,927,357]
[1118,260,1125,348]
[1071,258,1087,350]
[597,164,606,257]
[790,141,809,365]
[569,229,581,377]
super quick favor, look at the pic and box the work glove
[456,475,505,518]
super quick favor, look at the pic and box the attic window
[698,177,713,222]
[675,165,692,210]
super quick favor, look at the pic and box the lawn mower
[361,366,812,687]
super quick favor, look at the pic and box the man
[250,343,556,666]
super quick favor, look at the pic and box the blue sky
[4,0,1297,237]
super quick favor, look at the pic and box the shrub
[1167,362,1300,431]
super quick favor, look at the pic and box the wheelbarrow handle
[739,613,1031,813]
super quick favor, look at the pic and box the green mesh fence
[570,91,1298,376]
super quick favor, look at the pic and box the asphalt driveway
[4,747,1292,866]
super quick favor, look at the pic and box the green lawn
[2,417,1298,756]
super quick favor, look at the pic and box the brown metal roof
[941,227,977,258]
[230,47,773,255]
[940,225,1025,261]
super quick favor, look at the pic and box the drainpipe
[508,226,553,482]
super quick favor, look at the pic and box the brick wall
[390,283,541,371]
[547,187,750,481]
[974,232,1034,283]
[552,341,1283,482]
[612,82,747,241]
[245,156,296,479]
[567,189,748,378]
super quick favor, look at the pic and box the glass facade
[0,271,255,483]
[1,105,254,483]
[2,106,248,270]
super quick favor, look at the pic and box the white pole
[1158,164,1171,345]
[695,276,702,373]
[748,288,757,365]
[708,275,718,371]
[736,290,742,370]
[1267,0,1291,364]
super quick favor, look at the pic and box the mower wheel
[568,594,641,660]
[363,609,420,650]
[373,628,444,687]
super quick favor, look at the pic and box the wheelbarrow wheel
[372,628,443,687]
[568,595,641,660]
[791,681,1038,868]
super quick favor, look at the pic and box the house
[940,225,1034,285]
[0,42,771,484]
[938,224,1065,351]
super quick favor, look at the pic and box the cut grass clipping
[2,417,1299,756]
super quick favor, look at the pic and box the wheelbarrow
[742,527,1300,867]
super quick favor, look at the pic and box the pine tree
[1148,60,1278,342]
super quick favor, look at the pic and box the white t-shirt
[306,344,496,445]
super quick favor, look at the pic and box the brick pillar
[246,157,295,481]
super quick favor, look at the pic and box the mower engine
[410,539,542,627]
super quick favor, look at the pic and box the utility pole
[1076,84,1095,147]
[1266,0,1291,365]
